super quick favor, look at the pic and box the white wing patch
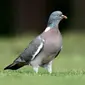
[44,27,51,32]
[31,42,43,60]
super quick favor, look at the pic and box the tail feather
[4,62,25,70]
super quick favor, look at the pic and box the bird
[4,11,67,73]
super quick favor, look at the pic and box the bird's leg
[44,61,52,74]
[33,66,39,73]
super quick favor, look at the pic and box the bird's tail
[4,56,26,70]
[4,62,25,70]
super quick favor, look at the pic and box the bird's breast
[42,29,62,55]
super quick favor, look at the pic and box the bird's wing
[16,36,45,63]
[4,36,45,70]
[54,48,61,58]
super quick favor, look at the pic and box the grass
[0,32,85,85]
[0,70,85,85]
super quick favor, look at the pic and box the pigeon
[4,11,67,73]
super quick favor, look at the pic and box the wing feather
[17,36,44,63]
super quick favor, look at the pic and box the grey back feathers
[4,36,45,70]
[13,36,44,66]
[19,36,44,63]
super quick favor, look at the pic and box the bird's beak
[62,15,67,19]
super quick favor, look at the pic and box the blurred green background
[0,0,85,85]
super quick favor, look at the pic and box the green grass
[0,32,85,85]
[0,70,85,85]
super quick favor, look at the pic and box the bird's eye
[59,14,62,17]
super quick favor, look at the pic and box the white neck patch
[44,27,51,32]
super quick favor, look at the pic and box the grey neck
[47,20,60,28]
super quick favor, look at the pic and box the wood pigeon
[4,11,67,73]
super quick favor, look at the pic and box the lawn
[0,32,85,85]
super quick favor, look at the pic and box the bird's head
[47,11,67,28]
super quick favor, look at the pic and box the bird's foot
[44,61,52,74]
[33,66,39,73]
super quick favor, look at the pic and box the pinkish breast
[41,28,62,55]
